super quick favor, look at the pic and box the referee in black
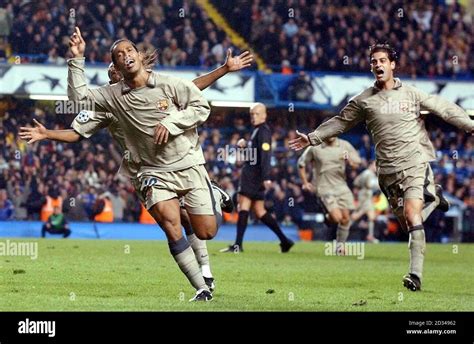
[220,103,294,253]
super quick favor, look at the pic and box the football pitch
[1,239,473,311]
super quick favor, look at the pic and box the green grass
[0,239,473,311]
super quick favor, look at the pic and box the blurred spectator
[109,187,126,222]
[92,191,114,223]
[41,206,71,238]
[288,71,314,101]
[281,59,293,74]
[40,188,62,222]
[10,183,28,220]
[0,188,14,220]
[0,3,13,39]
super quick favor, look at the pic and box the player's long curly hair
[142,49,158,70]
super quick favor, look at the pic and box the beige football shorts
[134,164,217,215]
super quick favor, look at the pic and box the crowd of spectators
[216,0,474,79]
[1,0,473,79]
[1,97,472,242]
[4,0,234,69]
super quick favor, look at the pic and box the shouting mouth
[375,69,384,78]
[125,58,135,69]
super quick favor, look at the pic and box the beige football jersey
[307,78,474,174]
[298,138,361,195]
[353,168,378,191]
[67,57,210,175]
[70,110,139,177]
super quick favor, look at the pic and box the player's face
[108,65,122,84]
[370,51,395,83]
[112,41,143,76]
[249,105,267,126]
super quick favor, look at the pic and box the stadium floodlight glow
[29,95,69,101]
[210,101,255,108]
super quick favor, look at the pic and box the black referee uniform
[238,123,272,200]
[221,122,293,253]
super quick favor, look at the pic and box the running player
[351,160,379,243]
[20,48,252,294]
[220,103,294,253]
[298,137,361,254]
[66,26,247,301]
[289,42,473,291]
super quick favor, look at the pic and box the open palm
[19,119,47,144]
[225,49,254,72]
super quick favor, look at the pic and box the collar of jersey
[373,77,402,91]
[121,69,155,94]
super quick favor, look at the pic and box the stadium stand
[6,0,237,68]
[0,96,472,242]
[0,0,472,242]
[213,0,474,78]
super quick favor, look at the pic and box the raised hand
[19,119,48,144]
[288,130,310,151]
[225,49,254,72]
[69,26,86,58]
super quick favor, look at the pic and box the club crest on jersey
[76,110,91,123]
[157,100,169,111]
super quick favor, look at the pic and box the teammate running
[56,26,250,301]
[289,42,473,291]
[298,137,361,254]
[352,161,380,243]
[20,48,252,295]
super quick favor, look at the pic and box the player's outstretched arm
[19,119,81,144]
[417,89,474,133]
[192,49,253,91]
[289,130,311,151]
[290,99,364,151]
[67,27,109,112]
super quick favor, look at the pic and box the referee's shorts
[238,181,265,201]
